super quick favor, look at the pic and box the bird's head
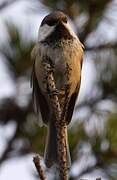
[38,11,77,42]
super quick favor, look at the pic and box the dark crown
[41,11,68,26]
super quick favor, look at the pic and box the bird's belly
[53,59,66,90]
[53,56,81,95]
[35,55,66,93]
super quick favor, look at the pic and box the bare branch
[33,155,46,180]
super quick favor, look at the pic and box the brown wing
[66,79,81,124]
[31,61,50,125]
[66,47,84,124]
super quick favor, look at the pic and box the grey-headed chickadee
[31,11,84,168]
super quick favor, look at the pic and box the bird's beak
[57,20,65,26]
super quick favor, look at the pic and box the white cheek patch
[38,24,55,41]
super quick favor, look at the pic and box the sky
[0,155,36,180]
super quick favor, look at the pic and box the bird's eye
[64,17,67,23]
[47,20,57,26]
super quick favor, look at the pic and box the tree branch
[33,155,46,180]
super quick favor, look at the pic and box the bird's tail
[44,121,71,168]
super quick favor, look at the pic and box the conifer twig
[43,60,68,180]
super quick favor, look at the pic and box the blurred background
[0,0,117,179]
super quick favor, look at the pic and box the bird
[31,11,84,169]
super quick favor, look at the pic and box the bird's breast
[37,39,83,94]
